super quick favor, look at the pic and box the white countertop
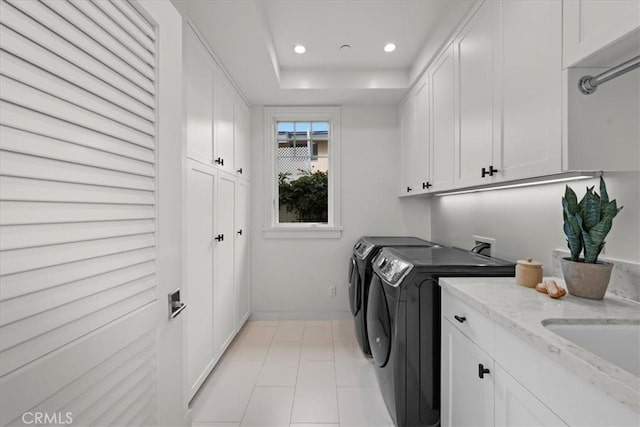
[439,276,640,413]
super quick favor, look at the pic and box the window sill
[262,225,343,239]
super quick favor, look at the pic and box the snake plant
[562,177,623,264]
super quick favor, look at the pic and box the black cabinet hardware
[214,234,224,242]
[454,315,467,323]
[422,182,432,190]
[481,165,499,177]
[237,167,243,174]
[214,157,224,166]
[407,186,412,192]
[237,229,243,236]
[478,363,490,379]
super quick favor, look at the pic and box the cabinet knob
[422,182,432,190]
[489,165,499,176]
[454,315,467,323]
[214,157,224,166]
[237,167,243,174]
[407,186,412,193]
[214,234,224,242]
[237,229,243,236]
[478,363,491,379]
[481,167,489,178]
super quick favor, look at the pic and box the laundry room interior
[0,0,638,426]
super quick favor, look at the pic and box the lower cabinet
[185,160,250,401]
[441,319,494,427]
[441,289,566,427]
[494,364,566,427]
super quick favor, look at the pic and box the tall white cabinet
[184,26,251,401]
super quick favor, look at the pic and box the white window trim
[263,106,342,238]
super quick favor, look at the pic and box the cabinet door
[495,364,567,427]
[563,0,640,68]
[185,28,214,164]
[496,0,562,182]
[214,172,236,357]
[454,1,497,188]
[215,72,236,174]
[399,96,416,194]
[234,96,250,179]
[185,162,216,400]
[429,44,456,192]
[441,319,494,427]
[413,78,431,191]
[234,180,250,327]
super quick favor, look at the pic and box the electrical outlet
[329,285,337,297]
[472,235,496,258]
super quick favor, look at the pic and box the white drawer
[442,288,494,357]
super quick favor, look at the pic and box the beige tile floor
[190,320,394,427]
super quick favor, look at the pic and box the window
[263,107,342,238]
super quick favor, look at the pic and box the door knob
[168,288,186,319]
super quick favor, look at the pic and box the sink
[542,319,640,377]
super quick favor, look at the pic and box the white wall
[249,105,430,318]
[430,172,640,273]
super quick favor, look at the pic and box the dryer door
[366,274,392,367]
[348,256,361,316]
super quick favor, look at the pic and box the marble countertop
[439,277,640,413]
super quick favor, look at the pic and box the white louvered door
[0,1,185,426]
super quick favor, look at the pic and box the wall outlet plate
[473,235,496,258]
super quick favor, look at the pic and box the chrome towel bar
[578,55,640,95]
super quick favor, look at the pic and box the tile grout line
[288,322,305,425]
[238,321,279,426]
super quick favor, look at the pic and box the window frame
[263,106,342,238]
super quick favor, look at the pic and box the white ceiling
[171,0,475,105]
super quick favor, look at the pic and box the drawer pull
[478,363,490,379]
[454,315,467,323]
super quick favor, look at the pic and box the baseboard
[249,311,351,321]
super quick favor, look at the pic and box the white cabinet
[214,172,236,356]
[235,179,250,326]
[494,365,566,427]
[496,0,562,182]
[399,95,415,194]
[215,72,236,174]
[441,288,634,427]
[399,77,430,195]
[453,0,497,189]
[186,28,214,164]
[429,43,455,192]
[234,96,250,178]
[453,0,563,188]
[563,0,640,68]
[184,26,251,402]
[185,161,216,400]
[441,319,494,427]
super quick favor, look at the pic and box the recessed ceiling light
[294,44,306,54]
[384,42,396,53]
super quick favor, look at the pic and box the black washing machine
[348,237,438,356]
[366,246,514,427]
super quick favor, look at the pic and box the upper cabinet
[186,28,214,164]
[214,72,236,174]
[429,44,456,192]
[185,26,251,179]
[563,0,640,68]
[399,76,430,195]
[234,96,250,179]
[453,1,497,189]
[495,0,562,182]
